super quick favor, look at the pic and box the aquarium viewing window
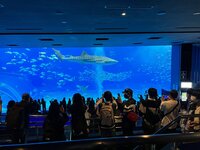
[0,46,172,112]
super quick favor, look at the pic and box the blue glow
[0,46,171,112]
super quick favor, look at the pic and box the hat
[123,88,133,95]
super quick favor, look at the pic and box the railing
[1,132,200,150]
[154,114,200,134]
[1,113,200,149]
[0,114,125,142]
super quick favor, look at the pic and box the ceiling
[0,0,200,48]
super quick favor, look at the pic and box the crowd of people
[3,87,200,143]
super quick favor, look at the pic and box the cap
[123,88,133,95]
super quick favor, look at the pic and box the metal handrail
[1,132,200,150]
[154,114,200,134]
[0,114,200,149]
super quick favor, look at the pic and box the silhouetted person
[37,99,41,112]
[139,88,161,134]
[6,93,31,143]
[122,88,137,136]
[41,98,46,114]
[43,100,68,141]
[99,91,117,137]
[62,97,67,112]
[66,98,72,114]
[88,99,97,118]
[160,90,180,133]
[70,93,88,140]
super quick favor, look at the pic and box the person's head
[7,100,15,110]
[123,88,133,99]
[72,93,84,106]
[148,88,158,99]
[186,88,193,100]
[22,93,31,102]
[169,90,178,100]
[190,89,200,102]
[48,100,60,116]
[103,91,113,102]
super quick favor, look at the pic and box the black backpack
[144,107,163,125]
[6,103,25,129]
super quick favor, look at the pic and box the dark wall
[181,44,192,81]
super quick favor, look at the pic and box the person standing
[41,98,46,114]
[185,89,200,132]
[139,88,161,134]
[6,93,31,143]
[122,88,137,136]
[43,100,68,141]
[70,93,88,140]
[160,90,180,133]
[99,91,117,137]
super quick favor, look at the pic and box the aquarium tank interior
[0,45,172,112]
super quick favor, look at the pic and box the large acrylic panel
[0,46,171,112]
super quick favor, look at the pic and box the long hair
[72,93,84,106]
[47,100,60,120]
[72,93,86,113]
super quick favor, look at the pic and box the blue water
[0,46,171,112]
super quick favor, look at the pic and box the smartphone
[163,95,168,100]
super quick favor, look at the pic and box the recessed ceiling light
[121,12,126,16]
[193,12,200,15]
[61,21,67,24]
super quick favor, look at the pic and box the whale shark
[53,48,118,64]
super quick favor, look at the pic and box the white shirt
[160,99,180,129]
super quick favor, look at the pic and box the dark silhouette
[70,93,88,140]
[41,98,46,114]
[43,100,68,141]
[122,88,137,136]
[6,93,31,143]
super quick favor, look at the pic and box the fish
[52,48,118,64]
[76,85,88,92]
[30,59,37,63]
[39,52,46,55]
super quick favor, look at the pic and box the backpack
[6,103,25,129]
[100,103,115,127]
[144,106,163,125]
